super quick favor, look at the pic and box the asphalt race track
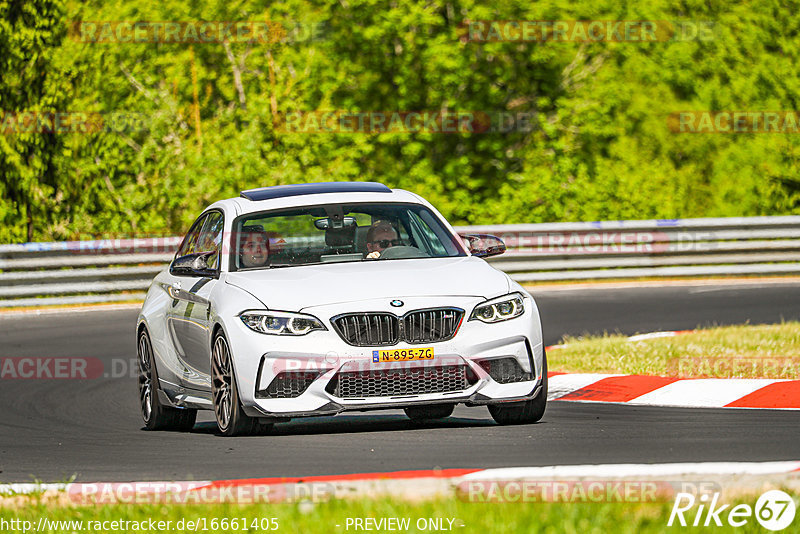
[1,282,799,482]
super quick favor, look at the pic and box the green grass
[548,322,800,378]
[3,495,797,533]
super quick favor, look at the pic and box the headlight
[239,310,326,335]
[469,293,525,323]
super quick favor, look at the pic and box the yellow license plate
[373,347,434,363]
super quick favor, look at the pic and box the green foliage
[1,0,799,242]
[0,0,71,241]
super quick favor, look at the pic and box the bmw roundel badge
[390,300,404,307]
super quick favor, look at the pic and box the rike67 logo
[668,490,796,530]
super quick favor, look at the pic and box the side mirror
[463,234,506,258]
[170,251,218,277]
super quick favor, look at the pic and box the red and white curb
[2,463,799,503]
[0,469,476,502]
[546,330,800,409]
[459,461,800,480]
[547,373,800,409]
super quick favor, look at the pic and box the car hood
[224,256,510,311]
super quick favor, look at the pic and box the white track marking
[626,331,679,341]
[3,463,799,500]
[460,461,800,481]
[0,481,213,495]
[627,378,780,407]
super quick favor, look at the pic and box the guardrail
[1,216,799,307]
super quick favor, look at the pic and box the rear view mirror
[463,234,506,258]
[314,216,356,230]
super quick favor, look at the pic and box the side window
[196,212,224,270]
[175,214,208,259]
[408,211,448,256]
[197,212,223,252]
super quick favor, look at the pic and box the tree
[0,0,72,241]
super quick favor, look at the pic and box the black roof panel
[240,182,392,201]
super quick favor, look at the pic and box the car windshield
[231,202,466,270]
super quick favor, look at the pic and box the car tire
[404,404,455,422]
[488,350,548,425]
[211,331,273,437]
[138,329,197,431]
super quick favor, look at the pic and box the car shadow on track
[189,413,498,437]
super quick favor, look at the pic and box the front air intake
[325,364,477,398]
[478,358,533,384]
[256,371,322,399]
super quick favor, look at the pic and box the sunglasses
[369,239,401,248]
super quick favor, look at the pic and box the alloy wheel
[137,333,153,423]
[212,335,233,431]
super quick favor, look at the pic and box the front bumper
[224,295,544,419]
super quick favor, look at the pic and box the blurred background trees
[1,0,799,242]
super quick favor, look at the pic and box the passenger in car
[239,225,270,268]
[365,220,400,259]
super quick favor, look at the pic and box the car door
[164,213,206,376]
[166,211,223,390]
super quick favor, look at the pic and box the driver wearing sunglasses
[366,220,400,259]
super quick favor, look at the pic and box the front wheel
[211,332,273,437]
[488,351,548,425]
[138,329,197,431]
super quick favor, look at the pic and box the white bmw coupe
[137,182,546,436]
